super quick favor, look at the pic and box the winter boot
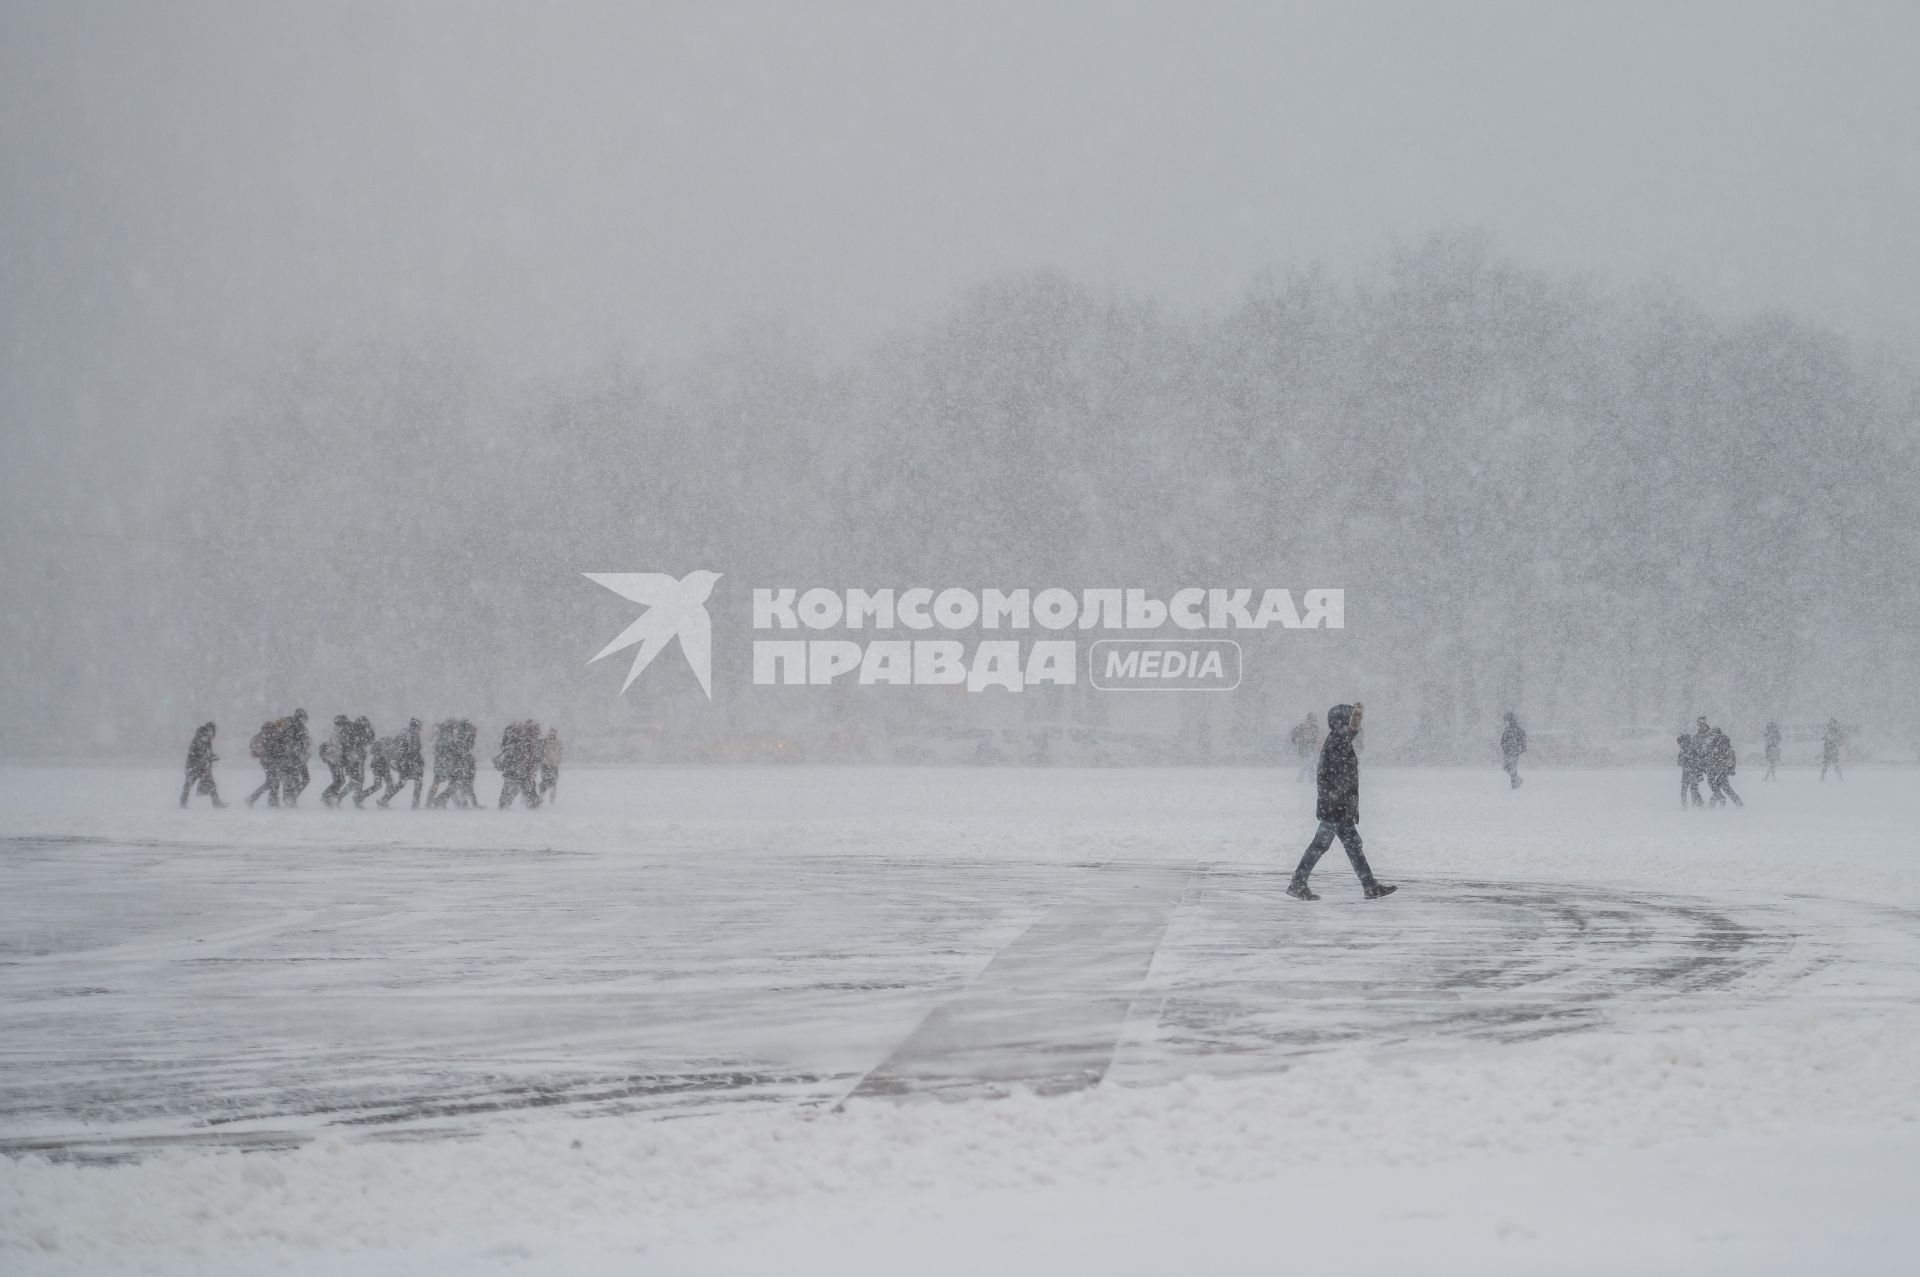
[1286,881,1320,902]
[1363,882,1398,900]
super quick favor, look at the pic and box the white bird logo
[584,570,723,697]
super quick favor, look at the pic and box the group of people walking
[1679,717,1849,805]
[179,714,563,811]
[1677,718,1742,808]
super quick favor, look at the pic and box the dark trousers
[436,767,481,808]
[456,774,481,807]
[1708,774,1743,807]
[180,767,221,807]
[1764,751,1778,781]
[1681,771,1704,807]
[382,770,423,808]
[498,771,541,810]
[1503,756,1523,788]
[348,761,377,806]
[538,763,559,804]
[285,761,309,805]
[247,766,283,807]
[322,763,348,806]
[364,762,394,806]
[1291,820,1376,888]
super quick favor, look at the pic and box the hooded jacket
[1500,716,1527,762]
[1316,704,1361,825]
[186,723,217,771]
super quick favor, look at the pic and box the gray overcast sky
[4,0,1919,461]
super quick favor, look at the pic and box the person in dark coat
[378,718,425,808]
[322,715,353,806]
[1677,733,1704,808]
[1499,712,1527,789]
[427,719,457,808]
[365,730,397,807]
[180,722,226,808]
[448,719,482,808]
[1763,721,1781,781]
[1705,724,1743,807]
[347,715,377,807]
[494,719,543,810]
[1288,712,1320,783]
[431,719,484,808]
[1688,717,1718,804]
[282,709,312,806]
[1820,719,1844,782]
[245,717,286,807]
[1287,703,1396,900]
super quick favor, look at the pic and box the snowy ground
[4,764,1920,1273]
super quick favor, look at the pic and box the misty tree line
[11,232,1913,760]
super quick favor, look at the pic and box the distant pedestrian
[494,719,543,810]
[321,715,353,807]
[180,722,225,808]
[365,730,397,807]
[427,719,457,808]
[245,717,286,807]
[1287,703,1396,901]
[283,709,312,806]
[378,718,425,808]
[430,718,483,809]
[347,715,377,806]
[1763,721,1781,782]
[319,736,344,806]
[1500,712,1528,789]
[1677,733,1704,808]
[1288,712,1320,783]
[1820,718,1845,782]
[452,719,483,808]
[1705,724,1743,807]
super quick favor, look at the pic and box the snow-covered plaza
[5,764,1918,1272]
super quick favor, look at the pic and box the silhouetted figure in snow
[246,717,287,807]
[1820,719,1844,782]
[1288,711,1320,783]
[1500,712,1527,789]
[430,719,483,808]
[366,729,397,807]
[1689,717,1718,802]
[427,719,458,807]
[1677,734,1704,808]
[318,737,344,805]
[1705,724,1742,807]
[538,727,563,805]
[346,715,377,806]
[283,709,311,806]
[378,718,425,808]
[180,722,225,808]
[321,715,354,806]
[1763,721,1781,781]
[1287,703,1395,901]
[454,719,483,808]
[494,719,543,809]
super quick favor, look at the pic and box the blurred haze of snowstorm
[3,3,1918,763]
